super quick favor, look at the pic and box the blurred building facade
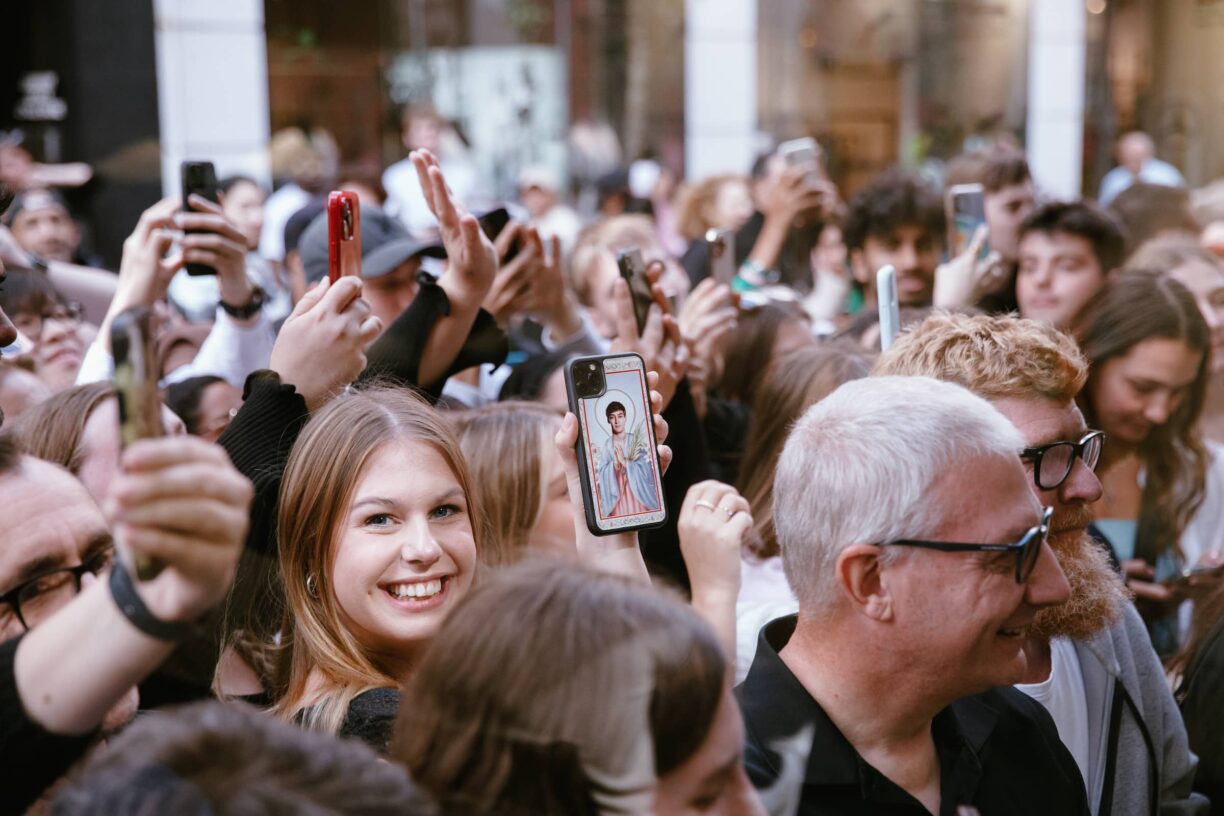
[2,0,1222,263]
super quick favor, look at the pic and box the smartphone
[946,183,990,259]
[777,137,826,183]
[616,248,654,334]
[877,265,900,352]
[327,191,362,283]
[705,228,737,286]
[1162,563,1224,589]
[478,207,520,265]
[111,306,165,580]
[565,353,667,536]
[181,160,219,276]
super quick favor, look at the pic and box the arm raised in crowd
[678,480,752,678]
[553,371,673,584]
[14,437,251,732]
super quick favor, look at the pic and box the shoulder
[339,687,401,753]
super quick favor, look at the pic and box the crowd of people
[1,103,1223,816]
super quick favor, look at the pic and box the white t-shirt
[1015,636,1091,791]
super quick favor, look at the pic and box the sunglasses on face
[878,506,1054,584]
[1020,431,1104,491]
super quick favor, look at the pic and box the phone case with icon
[565,353,668,536]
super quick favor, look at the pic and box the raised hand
[932,225,1006,309]
[178,193,255,313]
[482,221,543,326]
[269,276,383,411]
[105,436,254,622]
[410,149,497,307]
[610,268,689,410]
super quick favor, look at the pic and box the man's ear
[835,544,893,622]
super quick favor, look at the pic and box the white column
[1026,0,1086,199]
[684,0,757,180]
[153,0,271,197]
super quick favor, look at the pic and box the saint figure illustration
[594,400,660,517]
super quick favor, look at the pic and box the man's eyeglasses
[878,507,1053,584]
[0,546,114,632]
[12,301,84,342]
[1020,431,1104,491]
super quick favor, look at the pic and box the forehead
[1113,338,1202,383]
[868,224,933,246]
[353,438,461,497]
[990,396,1086,447]
[1019,230,1094,259]
[926,452,1040,542]
[0,460,104,587]
[13,205,69,226]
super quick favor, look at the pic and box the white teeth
[389,579,443,599]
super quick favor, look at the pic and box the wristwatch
[219,286,266,319]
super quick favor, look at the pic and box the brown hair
[674,175,747,241]
[52,700,437,815]
[737,345,872,559]
[272,384,485,735]
[1077,273,1210,565]
[874,311,1088,403]
[716,301,810,404]
[394,559,726,816]
[450,401,563,566]
[5,382,114,474]
[569,215,665,307]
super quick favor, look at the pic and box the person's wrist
[109,560,201,639]
[218,274,256,307]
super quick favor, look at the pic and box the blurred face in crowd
[882,455,1069,693]
[331,438,477,672]
[221,180,265,251]
[404,113,443,154]
[1088,338,1202,448]
[519,184,557,220]
[990,396,1126,641]
[654,686,765,816]
[0,364,50,424]
[1168,259,1224,372]
[531,442,575,555]
[10,203,79,264]
[811,223,847,275]
[710,179,754,233]
[77,397,186,501]
[12,299,88,393]
[1118,133,1153,175]
[854,225,939,306]
[0,459,138,724]
[1016,231,1106,331]
[364,259,422,330]
[984,180,1037,263]
[584,250,690,340]
[195,380,243,443]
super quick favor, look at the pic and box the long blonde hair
[451,401,562,566]
[271,385,484,734]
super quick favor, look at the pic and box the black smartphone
[616,248,653,334]
[111,306,165,580]
[478,206,520,265]
[565,353,667,536]
[181,160,220,276]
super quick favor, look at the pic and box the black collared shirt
[736,616,1090,816]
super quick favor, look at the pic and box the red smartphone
[328,191,362,282]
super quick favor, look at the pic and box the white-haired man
[737,376,1089,815]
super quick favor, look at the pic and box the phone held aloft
[111,306,166,580]
[327,191,362,283]
[877,264,900,352]
[565,353,667,536]
[945,183,990,259]
[181,160,220,276]
[616,247,654,335]
[776,136,826,183]
[705,228,737,287]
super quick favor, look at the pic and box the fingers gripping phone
[777,137,827,183]
[111,306,165,580]
[946,183,990,259]
[181,160,220,276]
[877,265,900,352]
[705,228,737,286]
[328,191,362,283]
[616,248,654,334]
[565,353,667,536]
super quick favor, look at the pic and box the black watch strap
[219,286,265,319]
[108,560,196,641]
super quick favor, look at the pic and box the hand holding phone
[777,137,827,184]
[180,161,220,276]
[111,306,166,580]
[705,228,737,287]
[327,191,362,282]
[565,353,667,536]
[946,184,990,259]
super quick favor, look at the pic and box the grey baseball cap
[299,204,445,283]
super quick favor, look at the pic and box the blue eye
[364,513,394,527]
[431,504,461,520]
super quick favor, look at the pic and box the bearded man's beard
[1028,511,1131,641]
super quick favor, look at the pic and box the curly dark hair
[1018,201,1128,274]
[841,169,945,252]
